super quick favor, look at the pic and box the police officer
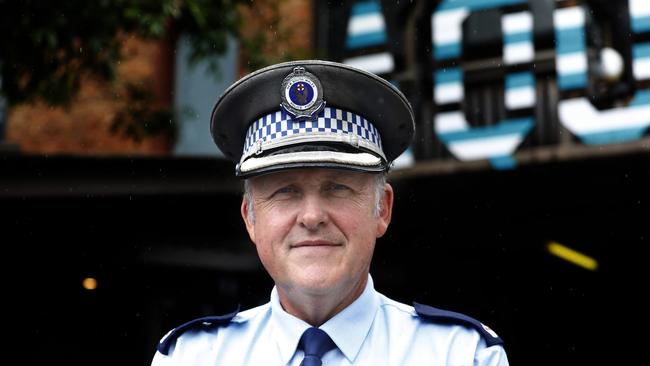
[152,60,509,365]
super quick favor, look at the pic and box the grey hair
[242,179,255,223]
[243,172,387,224]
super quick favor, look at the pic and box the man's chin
[290,271,344,295]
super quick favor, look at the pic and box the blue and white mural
[555,0,650,145]
[343,0,395,76]
[432,0,535,169]
[343,0,414,168]
[338,0,649,170]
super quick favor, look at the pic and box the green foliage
[0,0,244,106]
[111,83,177,143]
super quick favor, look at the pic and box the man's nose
[298,194,328,230]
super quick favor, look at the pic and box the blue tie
[298,327,336,366]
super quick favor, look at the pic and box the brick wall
[6,35,173,155]
[5,1,314,155]
[238,0,313,75]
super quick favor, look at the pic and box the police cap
[210,60,414,177]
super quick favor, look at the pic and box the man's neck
[276,275,368,326]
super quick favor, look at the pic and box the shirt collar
[270,286,310,365]
[269,275,380,365]
[320,275,379,362]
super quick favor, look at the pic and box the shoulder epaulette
[413,302,503,347]
[157,306,240,356]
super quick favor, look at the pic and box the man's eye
[275,186,298,194]
[327,183,350,192]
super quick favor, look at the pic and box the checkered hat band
[242,107,384,159]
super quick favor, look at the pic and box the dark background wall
[3,150,648,365]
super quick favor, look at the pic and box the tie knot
[299,327,336,359]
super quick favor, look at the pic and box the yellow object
[547,241,598,271]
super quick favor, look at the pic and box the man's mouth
[291,240,341,248]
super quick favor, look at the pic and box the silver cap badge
[280,66,325,120]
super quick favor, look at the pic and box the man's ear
[241,197,256,243]
[376,183,394,238]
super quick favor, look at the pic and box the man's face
[241,169,393,300]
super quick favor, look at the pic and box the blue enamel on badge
[280,66,325,120]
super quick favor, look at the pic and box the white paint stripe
[348,13,385,35]
[502,12,533,34]
[633,59,650,80]
[343,52,394,75]
[435,111,468,133]
[630,0,650,18]
[447,134,524,160]
[504,43,534,64]
[506,87,536,109]
[554,7,585,29]
[435,83,464,104]
[432,8,468,45]
[557,53,588,74]
[559,98,650,134]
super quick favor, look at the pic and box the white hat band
[238,151,383,174]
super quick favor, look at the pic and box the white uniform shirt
[152,275,509,365]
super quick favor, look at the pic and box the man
[152,60,509,365]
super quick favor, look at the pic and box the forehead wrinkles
[250,171,375,196]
